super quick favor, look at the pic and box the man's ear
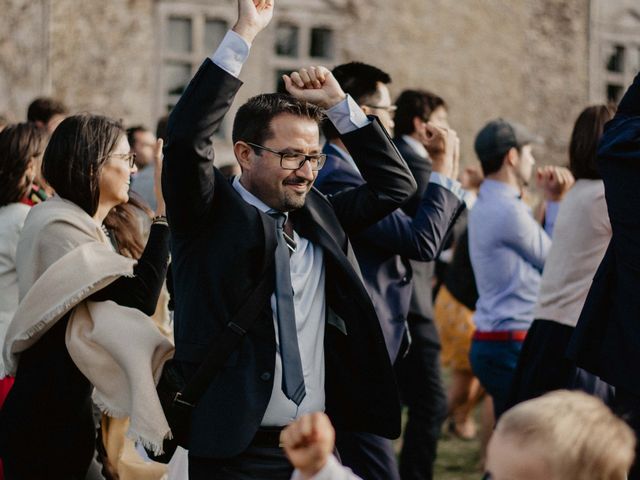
[412,116,425,134]
[505,147,519,168]
[234,141,254,171]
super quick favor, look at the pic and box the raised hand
[424,122,459,179]
[536,165,575,201]
[281,412,335,479]
[152,138,166,216]
[232,0,275,44]
[460,165,484,192]
[283,66,346,109]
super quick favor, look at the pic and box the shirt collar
[479,178,521,199]
[232,175,287,218]
[402,135,428,159]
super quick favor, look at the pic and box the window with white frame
[161,15,227,112]
[156,2,233,134]
[603,42,640,103]
[589,4,640,105]
[273,22,336,93]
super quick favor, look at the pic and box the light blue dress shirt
[469,179,555,331]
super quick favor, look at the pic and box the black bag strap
[174,212,276,409]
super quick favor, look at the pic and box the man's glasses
[246,142,326,171]
[363,104,398,113]
[108,152,137,168]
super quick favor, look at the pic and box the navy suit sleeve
[326,119,418,236]
[617,71,640,116]
[90,224,170,316]
[357,183,464,261]
[394,139,432,217]
[162,60,243,231]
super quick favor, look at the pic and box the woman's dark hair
[103,192,153,259]
[42,114,125,216]
[569,104,615,180]
[0,123,48,207]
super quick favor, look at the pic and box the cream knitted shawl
[2,196,174,454]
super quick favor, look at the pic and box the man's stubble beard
[282,189,308,211]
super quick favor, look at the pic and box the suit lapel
[290,196,367,292]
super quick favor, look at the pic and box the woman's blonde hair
[496,391,635,480]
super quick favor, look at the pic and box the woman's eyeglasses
[108,152,137,168]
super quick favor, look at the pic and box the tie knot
[268,212,286,229]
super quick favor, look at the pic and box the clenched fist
[536,166,575,201]
[281,412,335,479]
[283,66,347,110]
[425,123,459,179]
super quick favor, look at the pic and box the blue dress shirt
[469,179,554,331]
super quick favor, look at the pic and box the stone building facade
[1,0,639,166]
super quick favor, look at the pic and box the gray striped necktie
[269,212,306,406]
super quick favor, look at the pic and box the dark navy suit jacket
[395,137,438,326]
[568,71,640,395]
[315,143,465,362]
[164,60,417,458]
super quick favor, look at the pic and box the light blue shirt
[469,179,555,331]
[232,177,326,426]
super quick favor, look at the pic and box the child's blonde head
[494,391,635,480]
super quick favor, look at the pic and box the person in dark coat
[315,67,465,480]
[568,70,640,478]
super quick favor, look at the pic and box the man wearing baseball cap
[467,119,573,418]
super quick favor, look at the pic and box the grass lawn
[393,368,486,479]
[392,421,483,480]
[433,430,483,479]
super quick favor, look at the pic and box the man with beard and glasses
[162,1,417,478]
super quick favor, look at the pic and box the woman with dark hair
[0,122,48,425]
[507,104,616,408]
[0,114,173,479]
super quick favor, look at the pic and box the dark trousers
[469,337,523,418]
[613,388,640,480]
[188,445,293,480]
[335,431,400,480]
[396,316,447,480]
[507,319,614,410]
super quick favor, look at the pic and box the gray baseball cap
[474,118,541,165]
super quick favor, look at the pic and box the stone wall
[341,0,590,167]
[1,0,594,168]
[49,0,156,125]
[0,0,48,122]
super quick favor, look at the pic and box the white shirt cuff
[210,30,251,77]
[429,172,468,204]
[325,95,370,134]
[291,455,359,480]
